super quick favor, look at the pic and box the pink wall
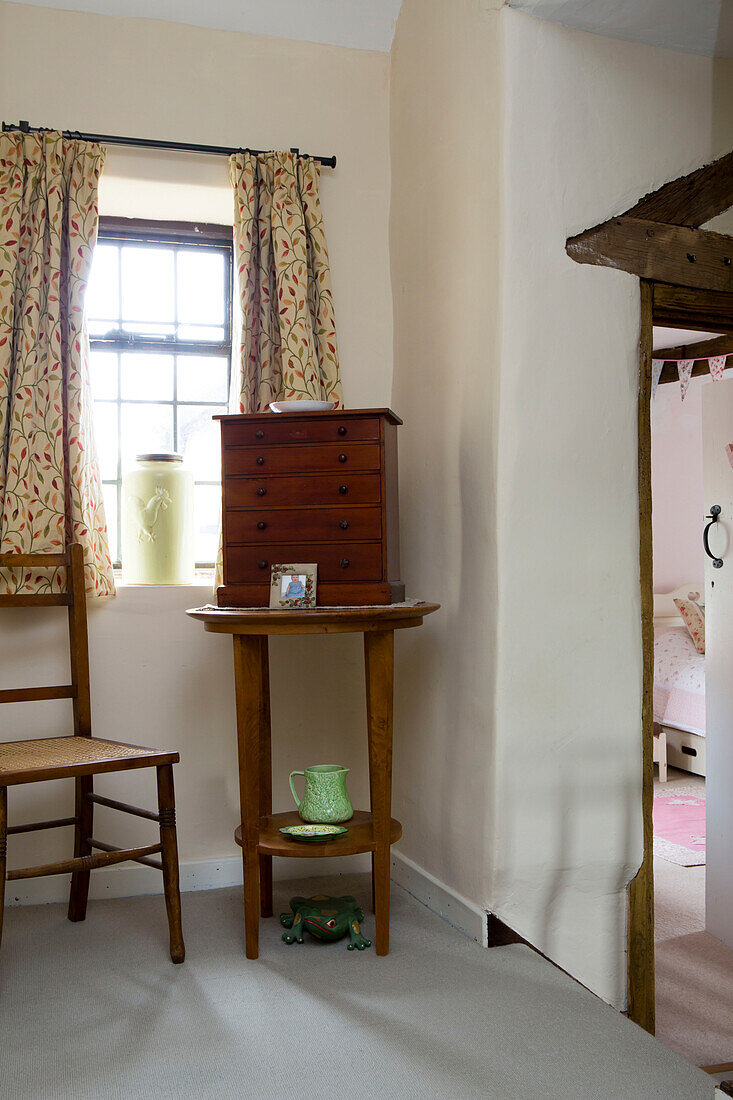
[651,376,706,593]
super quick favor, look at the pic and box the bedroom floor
[654,766,733,1071]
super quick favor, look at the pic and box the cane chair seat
[0,736,178,786]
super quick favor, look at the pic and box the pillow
[674,596,705,654]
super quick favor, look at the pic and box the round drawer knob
[256,456,265,466]
[339,520,349,530]
[337,425,347,436]
[338,453,347,463]
[340,558,350,569]
[257,521,266,530]
[255,429,264,439]
[257,487,266,497]
[258,560,268,570]
[338,485,348,495]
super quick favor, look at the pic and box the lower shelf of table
[234,810,402,858]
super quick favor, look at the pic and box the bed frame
[653,583,706,779]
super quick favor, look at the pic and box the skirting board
[6,852,370,907]
[390,848,489,947]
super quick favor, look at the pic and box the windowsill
[112,569,215,589]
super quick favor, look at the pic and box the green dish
[279,824,349,843]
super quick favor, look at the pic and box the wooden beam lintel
[566,217,733,293]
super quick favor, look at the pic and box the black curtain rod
[1,121,336,168]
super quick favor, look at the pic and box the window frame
[89,216,234,570]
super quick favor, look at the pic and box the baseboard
[390,848,488,946]
[6,852,370,907]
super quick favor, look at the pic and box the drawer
[224,442,380,477]
[224,473,382,509]
[221,416,380,447]
[225,542,384,583]
[225,506,382,544]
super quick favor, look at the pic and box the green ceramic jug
[289,765,354,824]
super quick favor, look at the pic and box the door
[702,379,733,945]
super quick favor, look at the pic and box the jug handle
[289,771,305,809]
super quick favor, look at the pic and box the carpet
[653,782,705,866]
[0,873,710,1099]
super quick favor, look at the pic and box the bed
[653,583,706,779]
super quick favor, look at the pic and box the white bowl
[269,400,335,413]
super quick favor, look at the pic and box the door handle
[703,505,724,569]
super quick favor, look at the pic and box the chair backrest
[0,544,92,736]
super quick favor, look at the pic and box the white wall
[0,2,391,895]
[495,10,733,1005]
[652,377,709,594]
[389,0,503,914]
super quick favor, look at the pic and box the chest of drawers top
[217,409,404,608]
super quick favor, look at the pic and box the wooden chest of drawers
[216,409,404,607]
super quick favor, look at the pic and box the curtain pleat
[228,151,342,412]
[0,131,114,597]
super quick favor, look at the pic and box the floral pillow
[674,595,705,654]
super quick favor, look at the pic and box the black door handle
[704,505,724,569]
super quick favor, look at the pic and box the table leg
[365,629,395,955]
[232,634,264,958]
[258,635,273,918]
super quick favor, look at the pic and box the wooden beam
[566,218,733,292]
[652,334,733,360]
[652,284,733,331]
[625,148,733,228]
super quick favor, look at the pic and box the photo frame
[269,563,317,609]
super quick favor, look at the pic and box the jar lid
[136,452,183,463]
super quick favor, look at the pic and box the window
[85,219,233,568]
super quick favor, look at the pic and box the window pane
[88,319,119,338]
[103,483,119,564]
[177,355,229,403]
[120,403,174,472]
[177,324,226,343]
[194,484,221,564]
[121,246,174,324]
[93,402,119,480]
[177,250,225,325]
[89,351,118,400]
[178,405,224,481]
[121,321,176,337]
[120,353,174,401]
[86,243,119,322]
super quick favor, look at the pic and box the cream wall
[0,2,392,893]
[495,11,733,1005]
[389,0,503,911]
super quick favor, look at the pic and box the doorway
[649,308,733,1070]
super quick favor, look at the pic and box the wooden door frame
[627,278,655,1034]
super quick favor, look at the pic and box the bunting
[651,359,664,399]
[677,360,694,401]
[709,355,727,381]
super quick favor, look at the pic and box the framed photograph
[270,563,317,609]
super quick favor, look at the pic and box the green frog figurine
[280,895,371,951]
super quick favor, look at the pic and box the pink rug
[653,786,705,866]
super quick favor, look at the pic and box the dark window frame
[90,217,234,569]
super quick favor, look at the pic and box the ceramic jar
[289,765,354,824]
[122,453,194,585]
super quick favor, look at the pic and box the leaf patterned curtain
[0,131,115,597]
[228,151,342,411]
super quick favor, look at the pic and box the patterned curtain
[228,151,342,412]
[0,131,114,597]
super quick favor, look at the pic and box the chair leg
[0,787,7,951]
[68,774,94,922]
[157,764,185,964]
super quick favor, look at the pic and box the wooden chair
[0,543,184,962]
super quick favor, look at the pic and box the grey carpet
[0,873,710,1099]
